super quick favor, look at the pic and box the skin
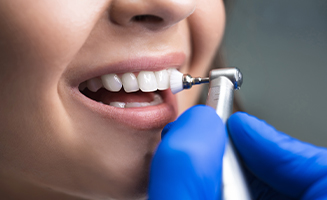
[0,0,225,199]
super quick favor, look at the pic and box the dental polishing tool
[170,68,251,200]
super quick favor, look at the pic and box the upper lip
[69,52,186,88]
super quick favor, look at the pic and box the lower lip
[71,88,178,130]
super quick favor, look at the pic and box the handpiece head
[209,68,243,90]
[182,74,194,89]
[170,67,243,94]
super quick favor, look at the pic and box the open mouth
[69,53,185,129]
[79,69,173,108]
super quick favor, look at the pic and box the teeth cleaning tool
[170,68,251,200]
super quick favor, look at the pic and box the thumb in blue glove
[228,112,327,200]
[148,105,227,200]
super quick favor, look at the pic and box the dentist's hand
[228,112,327,200]
[149,106,327,200]
[148,105,227,200]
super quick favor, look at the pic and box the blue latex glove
[228,112,327,200]
[148,105,227,200]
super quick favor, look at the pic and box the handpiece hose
[206,68,251,200]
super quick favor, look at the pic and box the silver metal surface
[206,76,234,122]
[206,69,251,200]
[180,68,250,199]
[209,68,243,90]
[182,75,210,89]
[181,67,242,91]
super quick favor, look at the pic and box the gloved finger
[243,165,291,200]
[227,112,327,199]
[149,105,227,200]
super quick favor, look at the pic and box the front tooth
[87,78,102,92]
[137,71,157,92]
[101,74,122,92]
[155,70,169,90]
[122,73,139,93]
[125,102,142,108]
[110,102,125,108]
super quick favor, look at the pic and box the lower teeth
[107,94,163,108]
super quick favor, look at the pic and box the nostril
[110,0,196,29]
[132,15,163,23]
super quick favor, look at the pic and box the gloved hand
[149,106,327,200]
[148,105,227,200]
[227,112,327,200]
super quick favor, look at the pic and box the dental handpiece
[172,68,251,199]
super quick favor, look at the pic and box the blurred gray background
[222,0,327,146]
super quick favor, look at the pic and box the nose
[109,0,196,30]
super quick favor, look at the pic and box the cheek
[0,0,107,87]
[0,0,108,132]
[0,0,108,164]
[188,0,225,75]
[176,0,225,114]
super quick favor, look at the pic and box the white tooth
[137,71,157,92]
[122,73,139,93]
[150,94,163,106]
[155,70,169,90]
[101,74,122,92]
[125,102,151,108]
[110,102,125,108]
[87,78,102,92]
[139,102,151,107]
[125,102,142,108]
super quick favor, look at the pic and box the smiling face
[0,0,225,199]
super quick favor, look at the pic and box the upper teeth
[81,69,172,93]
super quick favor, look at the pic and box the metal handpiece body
[176,68,251,199]
[206,68,251,200]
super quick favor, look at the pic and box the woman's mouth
[67,53,184,130]
[79,69,172,108]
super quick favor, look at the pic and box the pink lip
[69,53,185,130]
